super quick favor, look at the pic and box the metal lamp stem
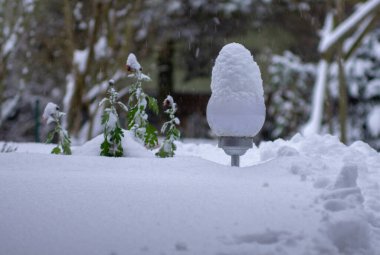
[231,155,240,167]
[218,137,253,167]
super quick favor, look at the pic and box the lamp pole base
[218,137,253,167]
[231,155,240,167]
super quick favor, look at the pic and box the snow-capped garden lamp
[206,43,266,167]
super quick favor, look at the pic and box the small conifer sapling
[126,53,159,148]
[43,102,71,155]
[156,95,180,158]
[99,80,128,157]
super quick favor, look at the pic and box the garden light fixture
[206,43,266,167]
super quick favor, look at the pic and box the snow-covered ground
[1,134,380,255]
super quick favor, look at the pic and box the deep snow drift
[0,134,380,255]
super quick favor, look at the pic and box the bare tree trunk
[337,56,348,143]
[83,0,141,140]
[325,82,334,134]
[64,1,104,136]
[0,61,5,112]
[123,0,142,57]
[336,0,348,144]
[303,7,333,136]
[63,0,74,61]
[157,40,174,111]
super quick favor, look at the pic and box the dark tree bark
[336,0,348,144]
[65,1,104,135]
[157,40,174,113]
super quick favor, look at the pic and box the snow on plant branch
[126,53,151,81]
[126,53,158,149]
[42,102,65,125]
[43,102,71,155]
[126,53,142,72]
[342,15,375,56]
[99,80,128,157]
[156,95,180,158]
[319,0,380,54]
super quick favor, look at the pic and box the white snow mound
[207,42,265,137]
[1,134,380,255]
[74,130,153,157]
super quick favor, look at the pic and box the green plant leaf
[127,106,138,130]
[100,138,111,156]
[115,144,124,157]
[148,96,159,115]
[155,148,169,158]
[51,146,61,154]
[101,111,110,125]
[171,128,181,139]
[62,141,72,155]
[144,124,158,148]
[46,131,55,143]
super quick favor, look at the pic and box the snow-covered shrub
[266,28,380,149]
[126,53,159,149]
[265,51,315,139]
[43,102,71,155]
[156,95,180,158]
[99,80,128,157]
[340,28,380,148]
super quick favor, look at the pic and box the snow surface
[1,134,380,255]
[207,43,265,137]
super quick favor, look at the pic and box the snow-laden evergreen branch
[99,80,128,157]
[126,53,158,149]
[43,102,71,155]
[319,0,380,55]
[156,95,180,158]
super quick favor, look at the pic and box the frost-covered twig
[43,103,71,155]
[99,80,128,157]
[156,96,180,158]
[126,53,159,148]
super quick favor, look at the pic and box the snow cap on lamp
[207,42,265,137]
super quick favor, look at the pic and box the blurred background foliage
[1,0,379,149]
